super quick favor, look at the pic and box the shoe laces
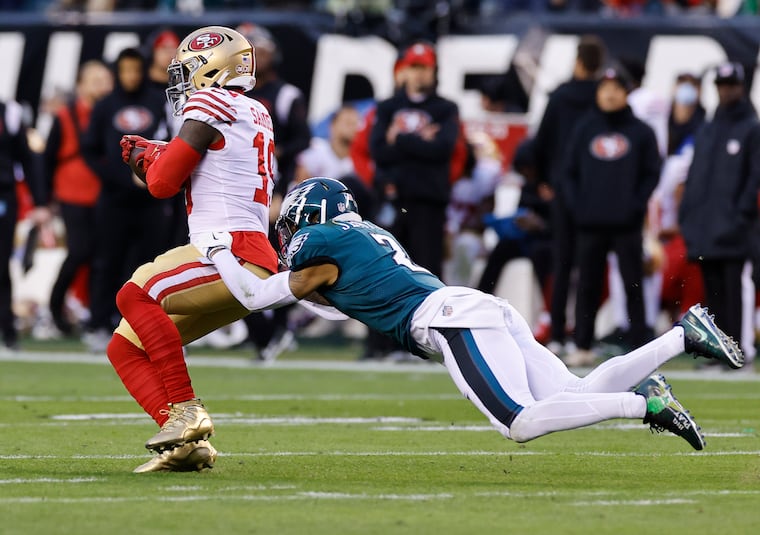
[160,403,200,431]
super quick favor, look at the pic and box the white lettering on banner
[309,34,397,123]
[526,34,578,129]
[102,32,140,63]
[36,32,83,139]
[436,35,519,118]
[311,33,754,127]
[0,32,24,102]
[0,29,756,134]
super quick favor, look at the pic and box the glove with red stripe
[136,139,168,172]
[120,135,147,164]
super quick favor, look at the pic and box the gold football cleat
[133,439,218,473]
[145,399,214,452]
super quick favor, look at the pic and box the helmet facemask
[166,56,200,116]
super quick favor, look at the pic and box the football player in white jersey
[111,26,278,473]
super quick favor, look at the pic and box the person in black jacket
[370,41,459,278]
[679,62,760,351]
[533,35,605,353]
[81,47,170,351]
[0,99,48,351]
[562,68,661,366]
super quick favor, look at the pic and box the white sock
[568,327,684,394]
[509,392,646,442]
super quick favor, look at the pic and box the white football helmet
[166,25,256,116]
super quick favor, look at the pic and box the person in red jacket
[43,60,113,335]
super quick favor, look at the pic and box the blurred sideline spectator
[445,132,503,287]
[562,68,660,366]
[604,57,669,348]
[294,104,376,217]
[650,72,705,323]
[370,41,460,278]
[80,47,170,352]
[294,105,360,185]
[668,73,705,157]
[477,139,553,324]
[679,62,760,363]
[1,98,50,352]
[534,34,605,355]
[42,60,113,336]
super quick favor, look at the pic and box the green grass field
[1,343,760,534]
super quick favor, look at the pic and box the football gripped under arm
[213,249,297,310]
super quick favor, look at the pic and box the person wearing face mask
[668,73,705,156]
[647,73,706,327]
[679,62,760,367]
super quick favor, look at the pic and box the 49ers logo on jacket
[113,106,155,132]
[589,133,630,161]
[188,32,223,51]
[391,109,432,133]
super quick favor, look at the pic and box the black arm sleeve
[41,117,62,205]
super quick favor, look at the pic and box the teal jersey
[286,217,445,354]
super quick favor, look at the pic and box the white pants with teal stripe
[410,286,687,442]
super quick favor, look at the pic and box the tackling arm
[211,248,338,311]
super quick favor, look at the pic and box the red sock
[106,333,170,425]
[116,282,195,403]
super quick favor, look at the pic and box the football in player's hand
[129,146,147,183]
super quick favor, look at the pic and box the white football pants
[427,302,686,443]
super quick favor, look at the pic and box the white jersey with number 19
[181,87,275,237]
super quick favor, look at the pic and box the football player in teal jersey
[195,177,744,452]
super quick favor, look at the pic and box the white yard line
[3,450,760,461]
[0,393,462,402]
[2,351,759,380]
[0,477,99,484]
[3,488,760,506]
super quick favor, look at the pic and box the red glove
[120,135,147,164]
[135,139,168,173]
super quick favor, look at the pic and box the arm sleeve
[11,125,46,207]
[297,300,349,321]
[145,137,201,198]
[560,123,583,209]
[636,127,662,210]
[80,101,109,179]
[533,96,557,185]
[213,249,297,311]
[41,117,62,205]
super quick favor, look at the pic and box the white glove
[191,231,233,260]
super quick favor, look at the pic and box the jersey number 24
[371,233,430,273]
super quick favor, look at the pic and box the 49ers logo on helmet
[188,32,223,51]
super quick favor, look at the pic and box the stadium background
[2,7,760,342]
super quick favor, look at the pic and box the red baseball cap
[398,43,436,69]
[153,30,180,50]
